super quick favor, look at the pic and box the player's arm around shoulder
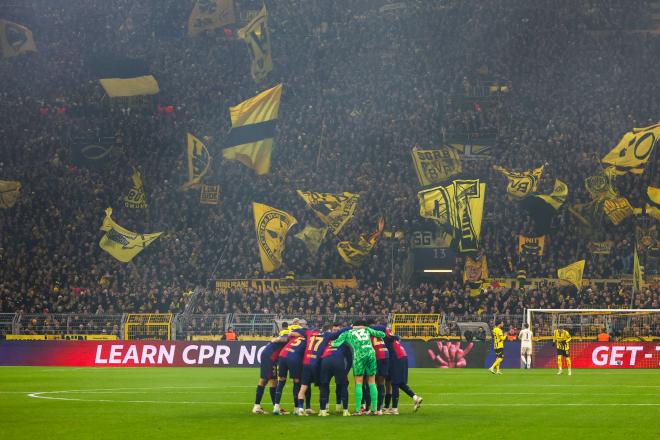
[366,327,386,338]
[331,331,347,347]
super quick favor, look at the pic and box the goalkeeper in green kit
[331,323,386,416]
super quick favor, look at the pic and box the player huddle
[252,319,423,416]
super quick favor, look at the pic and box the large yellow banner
[188,0,236,37]
[98,208,162,262]
[411,148,461,186]
[602,123,659,174]
[297,190,359,235]
[237,5,272,83]
[253,202,297,273]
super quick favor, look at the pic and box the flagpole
[316,118,326,169]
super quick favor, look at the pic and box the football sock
[391,384,400,408]
[557,356,563,370]
[384,393,392,408]
[526,355,531,368]
[269,386,276,404]
[255,385,265,405]
[491,357,502,371]
[363,383,371,408]
[293,382,301,407]
[305,387,311,409]
[319,384,330,410]
[566,358,572,370]
[368,383,377,412]
[354,383,363,413]
[274,380,286,405]
[400,384,415,398]
[341,384,349,410]
[377,383,385,410]
[521,354,527,367]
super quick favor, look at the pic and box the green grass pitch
[1,367,658,440]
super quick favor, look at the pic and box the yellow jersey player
[488,320,505,374]
[553,326,572,375]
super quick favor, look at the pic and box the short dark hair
[281,322,289,328]
[524,323,529,329]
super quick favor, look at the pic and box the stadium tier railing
[10,313,124,338]
[228,313,278,337]
[174,314,229,340]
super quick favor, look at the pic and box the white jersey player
[518,323,533,369]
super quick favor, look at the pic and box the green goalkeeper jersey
[331,327,386,360]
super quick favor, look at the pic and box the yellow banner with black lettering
[0,19,37,58]
[200,184,220,204]
[493,164,544,198]
[0,180,21,208]
[222,84,282,175]
[557,260,585,290]
[124,169,148,209]
[237,5,272,83]
[253,202,297,273]
[337,218,384,267]
[99,208,162,262]
[297,190,359,236]
[181,133,212,190]
[294,225,328,259]
[517,235,546,256]
[411,148,461,186]
[602,123,659,174]
[603,197,635,226]
[418,180,485,252]
[188,0,236,37]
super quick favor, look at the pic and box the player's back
[519,328,532,346]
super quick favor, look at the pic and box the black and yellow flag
[569,200,606,239]
[636,224,657,253]
[463,255,488,284]
[0,19,37,58]
[584,171,617,201]
[188,0,236,37]
[411,148,461,186]
[557,260,585,290]
[588,241,613,254]
[418,180,486,252]
[603,197,635,226]
[517,235,546,256]
[253,202,297,273]
[222,84,282,175]
[200,184,220,205]
[520,179,568,235]
[99,208,162,262]
[296,190,359,236]
[337,218,384,267]
[602,123,659,174]
[237,5,272,83]
[181,133,212,190]
[294,225,328,259]
[0,180,21,208]
[642,186,660,222]
[124,168,148,209]
[493,164,544,198]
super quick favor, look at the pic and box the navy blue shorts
[388,357,408,385]
[376,358,389,378]
[301,364,320,386]
[260,356,277,380]
[320,356,348,386]
[277,355,302,379]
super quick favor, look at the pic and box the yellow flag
[584,172,617,201]
[557,260,585,290]
[237,5,272,83]
[124,169,148,209]
[411,148,461,186]
[0,180,21,208]
[222,84,282,175]
[181,133,212,190]
[493,164,544,198]
[648,186,660,205]
[633,247,642,294]
[0,20,37,58]
[418,179,485,252]
[602,123,659,174]
[517,235,546,256]
[253,202,297,273]
[294,225,328,259]
[337,218,384,266]
[99,208,162,262]
[463,255,488,284]
[296,190,359,235]
[535,179,568,210]
[603,197,634,225]
[188,0,236,37]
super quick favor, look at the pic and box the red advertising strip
[533,342,660,368]
[0,341,269,367]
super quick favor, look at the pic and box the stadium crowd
[0,0,658,325]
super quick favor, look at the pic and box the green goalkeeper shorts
[353,355,377,376]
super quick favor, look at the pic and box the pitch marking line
[25,387,660,406]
